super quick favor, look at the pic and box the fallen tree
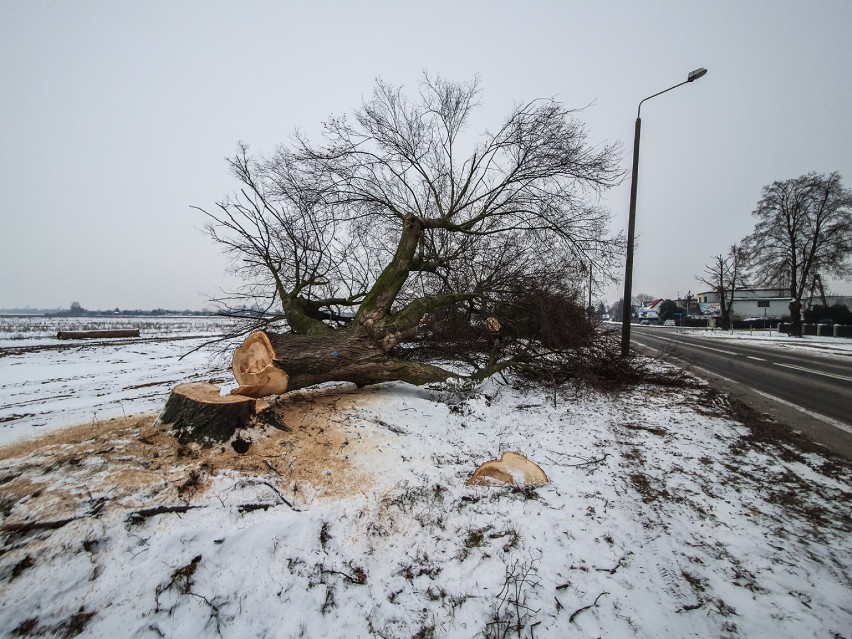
[231,329,450,396]
[193,75,624,398]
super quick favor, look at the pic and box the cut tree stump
[161,382,256,445]
[57,329,140,340]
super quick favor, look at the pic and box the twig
[127,505,203,522]
[1,516,79,534]
[2,496,109,534]
[569,591,609,623]
[545,450,610,468]
[252,479,299,511]
[595,555,626,574]
[237,503,276,513]
[321,566,367,585]
[263,459,284,477]
[188,592,224,637]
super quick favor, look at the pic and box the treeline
[45,307,216,317]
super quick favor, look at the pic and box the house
[637,298,663,320]
[695,288,791,319]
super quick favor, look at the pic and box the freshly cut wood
[230,329,448,397]
[160,382,256,445]
[231,331,289,397]
[467,451,548,487]
[57,329,140,340]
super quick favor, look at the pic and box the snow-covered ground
[0,319,850,637]
[0,316,239,446]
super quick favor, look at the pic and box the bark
[789,299,803,337]
[231,329,451,396]
[161,382,256,444]
[57,329,140,340]
[355,213,423,327]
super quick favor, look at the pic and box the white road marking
[744,386,852,434]
[775,362,852,383]
[747,356,766,361]
[634,341,852,435]
[636,333,740,356]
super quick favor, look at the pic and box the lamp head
[687,67,708,82]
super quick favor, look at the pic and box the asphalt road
[630,326,852,457]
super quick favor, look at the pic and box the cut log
[57,329,140,340]
[230,329,449,397]
[467,451,548,487]
[231,331,290,397]
[160,382,256,445]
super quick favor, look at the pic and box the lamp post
[620,67,707,357]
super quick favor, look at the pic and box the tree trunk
[788,299,803,337]
[161,382,256,444]
[57,329,140,340]
[231,329,451,397]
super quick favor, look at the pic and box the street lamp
[620,67,708,357]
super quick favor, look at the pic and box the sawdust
[0,389,376,520]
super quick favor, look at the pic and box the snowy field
[0,316,240,445]
[0,315,240,348]
[0,317,850,637]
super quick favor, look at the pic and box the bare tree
[609,299,625,322]
[697,243,746,329]
[199,75,624,392]
[743,172,852,336]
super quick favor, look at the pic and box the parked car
[640,319,650,325]
[663,319,675,326]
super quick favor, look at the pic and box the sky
[1,1,851,311]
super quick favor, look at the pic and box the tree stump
[161,382,256,445]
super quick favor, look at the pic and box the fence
[777,323,852,338]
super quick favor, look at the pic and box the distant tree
[633,293,654,306]
[70,302,82,312]
[658,299,679,322]
[743,172,852,336]
[683,290,695,316]
[597,301,607,316]
[609,299,625,322]
[803,303,852,324]
[697,243,746,330]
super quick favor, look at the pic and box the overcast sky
[2,1,851,311]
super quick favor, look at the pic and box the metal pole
[618,68,707,357]
[620,116,642,357]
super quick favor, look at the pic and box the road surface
[630,326,852,458]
